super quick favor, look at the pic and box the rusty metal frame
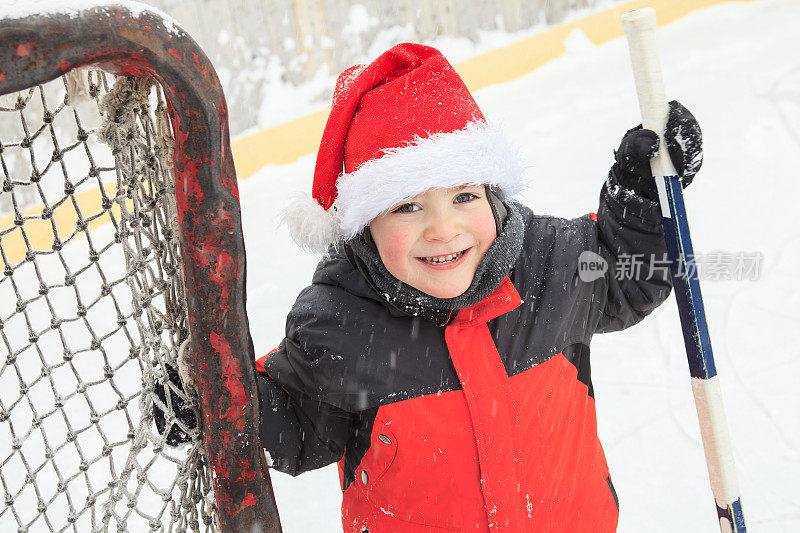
[0,4,280,532]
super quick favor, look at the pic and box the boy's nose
[422,210,460,243]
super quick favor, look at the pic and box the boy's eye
[454,192,478,204]
[393,203,420,213]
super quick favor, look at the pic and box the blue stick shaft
[660,176,717,379]
[659,175,747,532]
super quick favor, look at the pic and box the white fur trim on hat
[335,121,524,240]
[284,121,525,254]
[282,192,341,253]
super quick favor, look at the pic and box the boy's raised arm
[593,101,702,333]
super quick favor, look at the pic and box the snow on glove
[153,363,198,446]
[612,100,703,201]
[664,100,703,187]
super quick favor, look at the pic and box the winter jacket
[256,182,671,532]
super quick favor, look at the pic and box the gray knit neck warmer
[349,201,524,321]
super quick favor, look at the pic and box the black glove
[611,100,703,201]
[153,363,198,446]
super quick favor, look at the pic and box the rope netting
[0,72,217,532]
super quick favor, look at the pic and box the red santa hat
[285,43,524,253]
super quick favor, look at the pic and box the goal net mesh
[0,71,216,532]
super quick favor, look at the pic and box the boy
[256,43,701,532]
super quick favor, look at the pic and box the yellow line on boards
[232,108,329,184]
[1,182,127,266]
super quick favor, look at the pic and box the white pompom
[281,193,341,254]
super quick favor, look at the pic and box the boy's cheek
[476,211,498,253]
[375,233,414,278]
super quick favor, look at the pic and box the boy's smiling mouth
[416,248,470,266]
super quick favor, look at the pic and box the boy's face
[369,185,497,299]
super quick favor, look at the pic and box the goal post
[0,3,280,532]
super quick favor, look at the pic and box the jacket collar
[452,276,521,326]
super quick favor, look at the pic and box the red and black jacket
[256,183,671,532]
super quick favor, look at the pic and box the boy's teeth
[422,250,464,264]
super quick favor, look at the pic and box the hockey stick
[621,8,746,533]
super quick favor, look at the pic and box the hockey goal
[0,4,279,532]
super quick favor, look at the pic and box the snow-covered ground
[240,0,800,531]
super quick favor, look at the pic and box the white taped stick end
[622,8,657,32]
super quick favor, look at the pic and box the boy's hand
[612,100,703,201]
[153,363,198,445]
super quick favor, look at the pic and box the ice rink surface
[240,1,800,531]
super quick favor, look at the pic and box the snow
[239,0,800,531]
[0,0,183,36]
